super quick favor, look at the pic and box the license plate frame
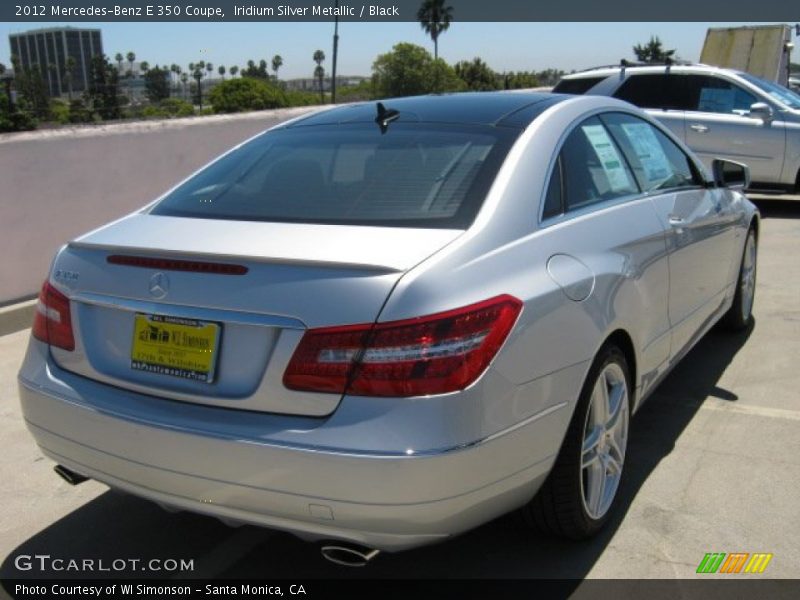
[130,313,221,383]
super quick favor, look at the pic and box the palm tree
[115,52,124,75]
[170,64,181,95]
[416,0,453,61]
[63,57,76,100]
[180,72,189,100]
[313,50,325,102]
[218,65,226,80]
[229,65,239,78]
[272,55,283,81]
[314,65,325,103]
[206,62,214,81]
[193,62,205,108]
[126,51,136,101]
[140,61,150,74]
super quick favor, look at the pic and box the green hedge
[208,78,288,113]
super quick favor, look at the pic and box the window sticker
[698,87,735,113]
[580,125,631,193]
[620,123,671,185]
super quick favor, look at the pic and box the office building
[9,27,103,97]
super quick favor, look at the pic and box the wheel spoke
[605,384,626,432]
[589,461,606,515]
[607,433,625,465]
[582,427,602,468]
[605,452,622,475]
[592,374,609,426]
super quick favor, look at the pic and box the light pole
[331,0,339,104]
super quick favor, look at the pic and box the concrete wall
[0,108,317,305]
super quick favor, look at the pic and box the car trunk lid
[48,214,462,416]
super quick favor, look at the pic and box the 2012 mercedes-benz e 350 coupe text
[19,93,758,564]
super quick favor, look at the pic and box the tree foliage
[454,58,497,91]
[372,43,464,97]
[11,57,50,119]
[208,77,287,113]
[0,90,38,131]
[336,80,377,102]
[86,55,122,120]
[144,65,170,103]
[500,71,540,89]
[632,36,676,64]
[241,59,269,79]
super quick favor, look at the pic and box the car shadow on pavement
[752,198,800,220]
[1,324,753,581]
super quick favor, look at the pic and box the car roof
[285,92,570,130]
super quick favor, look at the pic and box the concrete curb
[0,299,36,337]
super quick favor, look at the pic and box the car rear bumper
[18,341,572,551]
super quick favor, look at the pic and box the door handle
[668,215,686,235]
[689,124,709,133]
[668,215,685,226]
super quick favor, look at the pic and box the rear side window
[542,157,564,219]
[151,123,517,229]
[614,74,694,110]
[600,112,703,193]
[552,77,606,95]
[543,116,639,217]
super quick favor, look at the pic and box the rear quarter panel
[378,97,673,443]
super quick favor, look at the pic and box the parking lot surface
[0,200,798,580]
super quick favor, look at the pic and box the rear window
[151,123,518,229]
[552,77,606,95]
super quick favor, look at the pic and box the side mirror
[748,102,773,123]
[712,158,750,191]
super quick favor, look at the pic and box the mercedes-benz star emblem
[149,272,169,299]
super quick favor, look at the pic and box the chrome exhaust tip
[320,544,380,567]
[54,464,89,486]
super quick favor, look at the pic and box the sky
[0,21,780,79]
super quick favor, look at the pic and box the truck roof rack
[573,59,703,74]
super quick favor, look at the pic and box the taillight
[284,295,522,397]
[32,281,75,351]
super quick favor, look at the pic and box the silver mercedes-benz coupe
[19,92,758,564]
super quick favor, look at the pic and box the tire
[723,227,757,331]
[520,345,631,539]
